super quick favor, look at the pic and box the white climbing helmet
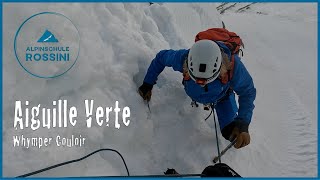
[187,40,222,85]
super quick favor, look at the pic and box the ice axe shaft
[212,139,237,163]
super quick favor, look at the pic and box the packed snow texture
[3,3,317,177]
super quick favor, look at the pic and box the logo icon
[37,30,59,43]
[14,12,80,78]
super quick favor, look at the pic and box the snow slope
[221,3,317,176]
[2,3,317,177]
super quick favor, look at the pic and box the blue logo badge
[14,12,80,78]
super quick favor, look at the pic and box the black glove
[138,82,153,102]
[201,163,241,177]
[221,118,250,149]
[164,168,179,175]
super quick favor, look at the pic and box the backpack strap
[220,54,235,84]
[182,59,191,81]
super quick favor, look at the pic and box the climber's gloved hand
[138,82,153,102]
[221,118,250,149]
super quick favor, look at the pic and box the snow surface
[3,3,317,177]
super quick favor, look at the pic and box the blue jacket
[143,42,256,129]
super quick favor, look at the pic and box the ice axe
[212,138,237,163]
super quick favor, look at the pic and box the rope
[16,148,204,178]
[202,106,222,163]
[17,148,129,178]
[212,108,222,163]
[204,109,213,121]
[66,173,204,178]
